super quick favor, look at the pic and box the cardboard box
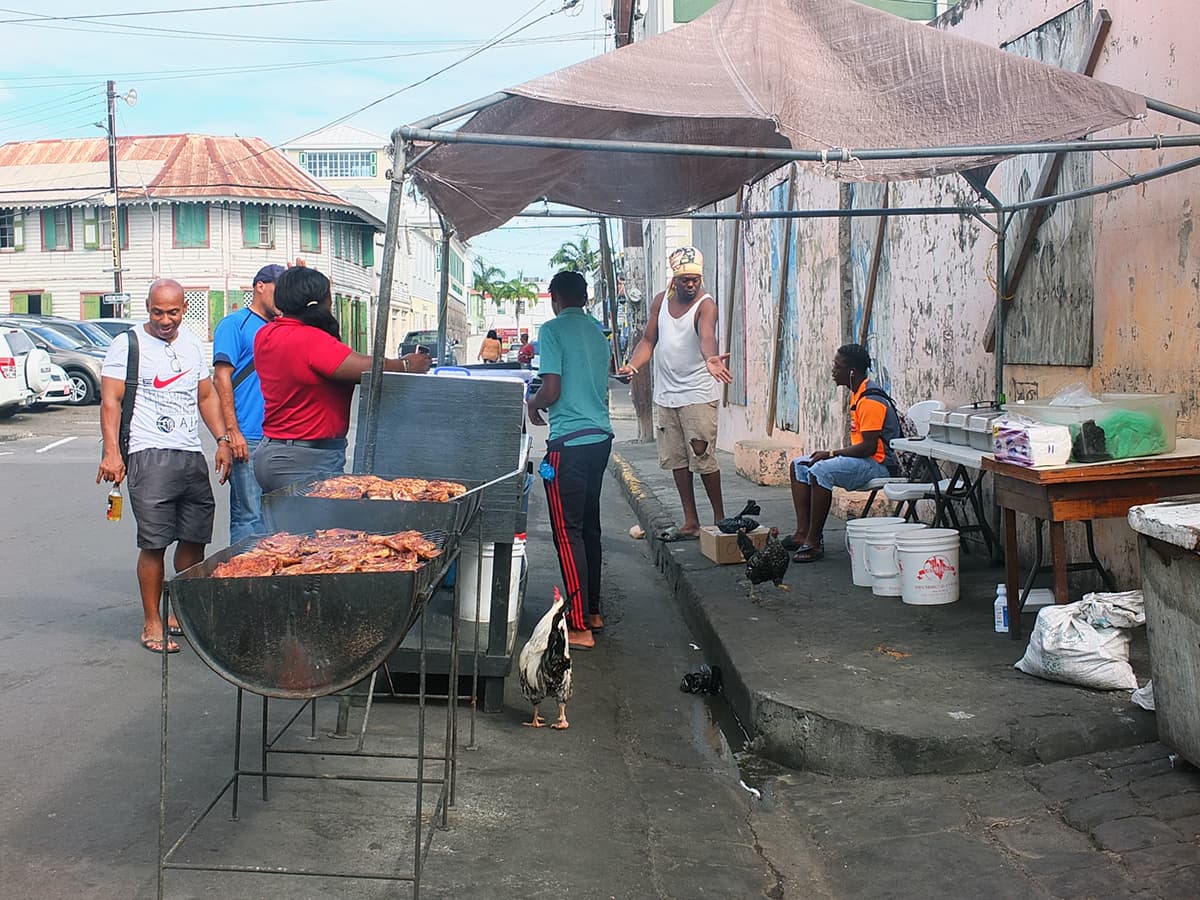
[699,525,770,565]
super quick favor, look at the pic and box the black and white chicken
[738,526,791,600]
[518,586,573,730]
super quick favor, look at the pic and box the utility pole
[106,80,122,299]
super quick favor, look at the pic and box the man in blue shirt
[527,270,613,650]
[213,263,282,542]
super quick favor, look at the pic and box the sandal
[781,534,823,553]
[141,635,180,654]
[658,527,699,543]
[792,547,825,564]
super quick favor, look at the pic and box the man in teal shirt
[527,271,613,650]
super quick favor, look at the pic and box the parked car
[0,327,53,418]
[5,314,113,350]
[33,363,73,407]
[88,317,148,339]
[0,320,104,406]
[398,329,458,367]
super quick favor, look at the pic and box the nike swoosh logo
[153,370,190,389]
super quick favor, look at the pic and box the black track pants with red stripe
[542,437,612,632]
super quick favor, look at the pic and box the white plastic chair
[860,400,944,516]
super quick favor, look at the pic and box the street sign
[101,292,131,316]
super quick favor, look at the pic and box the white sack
[1014,601,1138,691]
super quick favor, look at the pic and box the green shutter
[175,205,208,248]
[117,207,128,248]
[10,292,28,314]
[300,209,320,253]
[370,152,377,177]
[40,210,56,250]
[242,205,260,246]
[361,230,374,267]
[83,208,99,250]
[208,291,226,341]
[354,299,368,352]
[81,293,102,319]
[12,212,23,251]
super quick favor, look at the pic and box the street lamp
[94,81,136,314]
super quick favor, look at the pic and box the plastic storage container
[967,412,1004,451]
[1004,393,1177,458]
[935,403,1003,446]
[928,409,952,443]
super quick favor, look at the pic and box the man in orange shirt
[786,343,900,563]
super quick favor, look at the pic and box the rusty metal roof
[0,134,358,210]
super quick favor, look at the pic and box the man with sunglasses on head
[97,279,232,655]
[619,246,732,542]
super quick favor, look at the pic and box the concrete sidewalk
[607,393,1157,777]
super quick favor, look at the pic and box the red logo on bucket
[916,555,956,581]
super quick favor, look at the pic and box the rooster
[518,586,573,730]
[738,526,791,601]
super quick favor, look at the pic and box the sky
[0,0,612,280]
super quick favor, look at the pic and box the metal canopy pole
[398,124,1200,164]
[436,217,451,369]
[403,92,509,132]
[363,140,407,473]
[994,209,1010,405]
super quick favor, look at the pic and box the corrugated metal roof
[284,123,388,150]
[0,134,360,210]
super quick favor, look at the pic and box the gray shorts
[126,448,215,550]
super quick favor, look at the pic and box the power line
[0,0,333,25]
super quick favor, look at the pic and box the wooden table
[982,439,1200,638]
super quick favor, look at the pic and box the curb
[608,449,1157,777]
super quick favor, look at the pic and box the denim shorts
[793,454,890,492]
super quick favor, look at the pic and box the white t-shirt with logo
[101,327,208,453]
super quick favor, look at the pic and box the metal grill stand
[156,545,463,899]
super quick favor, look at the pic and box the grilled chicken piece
[212,553,280,578]
[212,529,441,577]
[305,475,468,502]
[737,526,791,601]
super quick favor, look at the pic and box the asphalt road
[0,401,819,899]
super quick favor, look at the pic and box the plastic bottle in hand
[106,484,123,522]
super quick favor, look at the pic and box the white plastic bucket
[896,528,961,606]
[865,523,929,597]
[845,517,905,587]
[457,536,526,623]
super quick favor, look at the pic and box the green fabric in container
[1097,409,1168,459]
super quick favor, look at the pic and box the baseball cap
[253,264,286,286]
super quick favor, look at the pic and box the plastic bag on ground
[1014,601,1139,691]
[1131,681,1156,711]
[1080,590,1144,629]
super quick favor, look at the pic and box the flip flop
[141,635,180,654]
[781,535,823,552]
[792,547,825,564]
[658,527,700,543]
[167,624,183,637]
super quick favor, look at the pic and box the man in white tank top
[619,247,732,540]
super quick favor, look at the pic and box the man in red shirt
[252,267,431,494]
[516,334,535,367]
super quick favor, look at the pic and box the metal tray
[169,531,450,700]
[261,475,484,537]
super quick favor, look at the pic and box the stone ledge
[734,439,802,486]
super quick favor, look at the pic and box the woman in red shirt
[252,266,431,494]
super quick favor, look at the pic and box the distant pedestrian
[785,344,901,563]
[527,271,613,650]
[516,334,535,367]
[212,263,282,543]
[252,266,431,494]
[619,246,731,541]
[479,329,503,363]
[97,279,232,654]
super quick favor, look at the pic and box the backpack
[859,387,920,479]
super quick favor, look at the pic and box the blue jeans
[793,454,890,492]
[252,439,347,496]
[229,438,265,544]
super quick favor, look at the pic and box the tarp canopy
[408,0,1146,239]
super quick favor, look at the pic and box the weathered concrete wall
[714,0,1200,588]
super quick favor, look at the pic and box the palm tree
[472,258,506,320]
[502,271,538,339]
[549,235,600,275]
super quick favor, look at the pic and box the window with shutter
[99,208,128,250]
[0,211,16,250]
[41,209,72,251]
[173,204,209,248]
[81,293,102,319]
[361,230,374,268]
[300,209,321,253]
